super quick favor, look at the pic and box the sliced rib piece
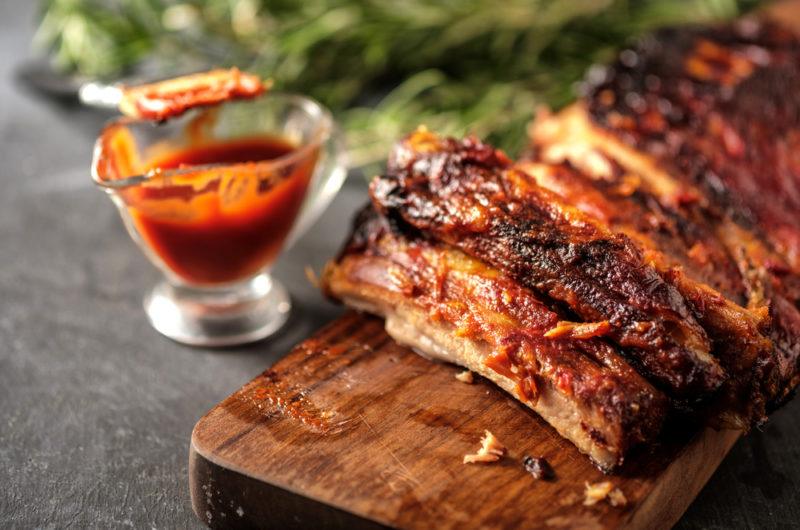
[323,206,668,470]
[371,128,723,401]
[528,19,800,423]
[513,157,776,426]
[584,19,800,272]
[513,157,746,303]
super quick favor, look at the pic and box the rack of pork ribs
[323,17,800,472]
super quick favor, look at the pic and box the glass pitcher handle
[286,123,348,247]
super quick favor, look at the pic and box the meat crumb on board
[455,370,474,384]
[608,488,628,507]
[583,481,627,507]
[463,430,506,464]
[522,455,554,480]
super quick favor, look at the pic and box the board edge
[624,428,740,530]
[189,436,392,530]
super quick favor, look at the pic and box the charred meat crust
[514,159,747,304]
[536,17,800,423]
[370,129,724,400]
[532,102,800,426]
[585,18,800,273]
[324,207,667,469]
[514,157,778,426]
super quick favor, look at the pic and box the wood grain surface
[190,312,740,529]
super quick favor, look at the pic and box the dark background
[1,2,798,528]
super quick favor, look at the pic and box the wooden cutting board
[189,312,739,530]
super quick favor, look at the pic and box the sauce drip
[129,135,315,285]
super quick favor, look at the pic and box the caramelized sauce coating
[516,159,776,425]
[586,20,800,273]
[371,129,723,400]
[583,18,800,421]
[330,206,667,457]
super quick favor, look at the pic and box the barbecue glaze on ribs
[531,17,800,427]
[324,206,667,470]
[324,17,800,470]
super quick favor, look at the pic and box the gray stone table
[1,2,798,528]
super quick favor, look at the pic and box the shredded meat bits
[583,481,627,507]
[463,430,506,464]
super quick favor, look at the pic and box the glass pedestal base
[143,273,290,347]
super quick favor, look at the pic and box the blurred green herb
[36,0,760,169]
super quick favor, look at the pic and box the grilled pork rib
[371,128,724,401]
[324,206,668,470]
[515,157,777,426]
[586,19,800,273]
[530,18,800,425]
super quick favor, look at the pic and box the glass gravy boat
[92,93,347,346]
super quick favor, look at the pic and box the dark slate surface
[0,3,797,529]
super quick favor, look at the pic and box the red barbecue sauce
[130,136,315,285]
